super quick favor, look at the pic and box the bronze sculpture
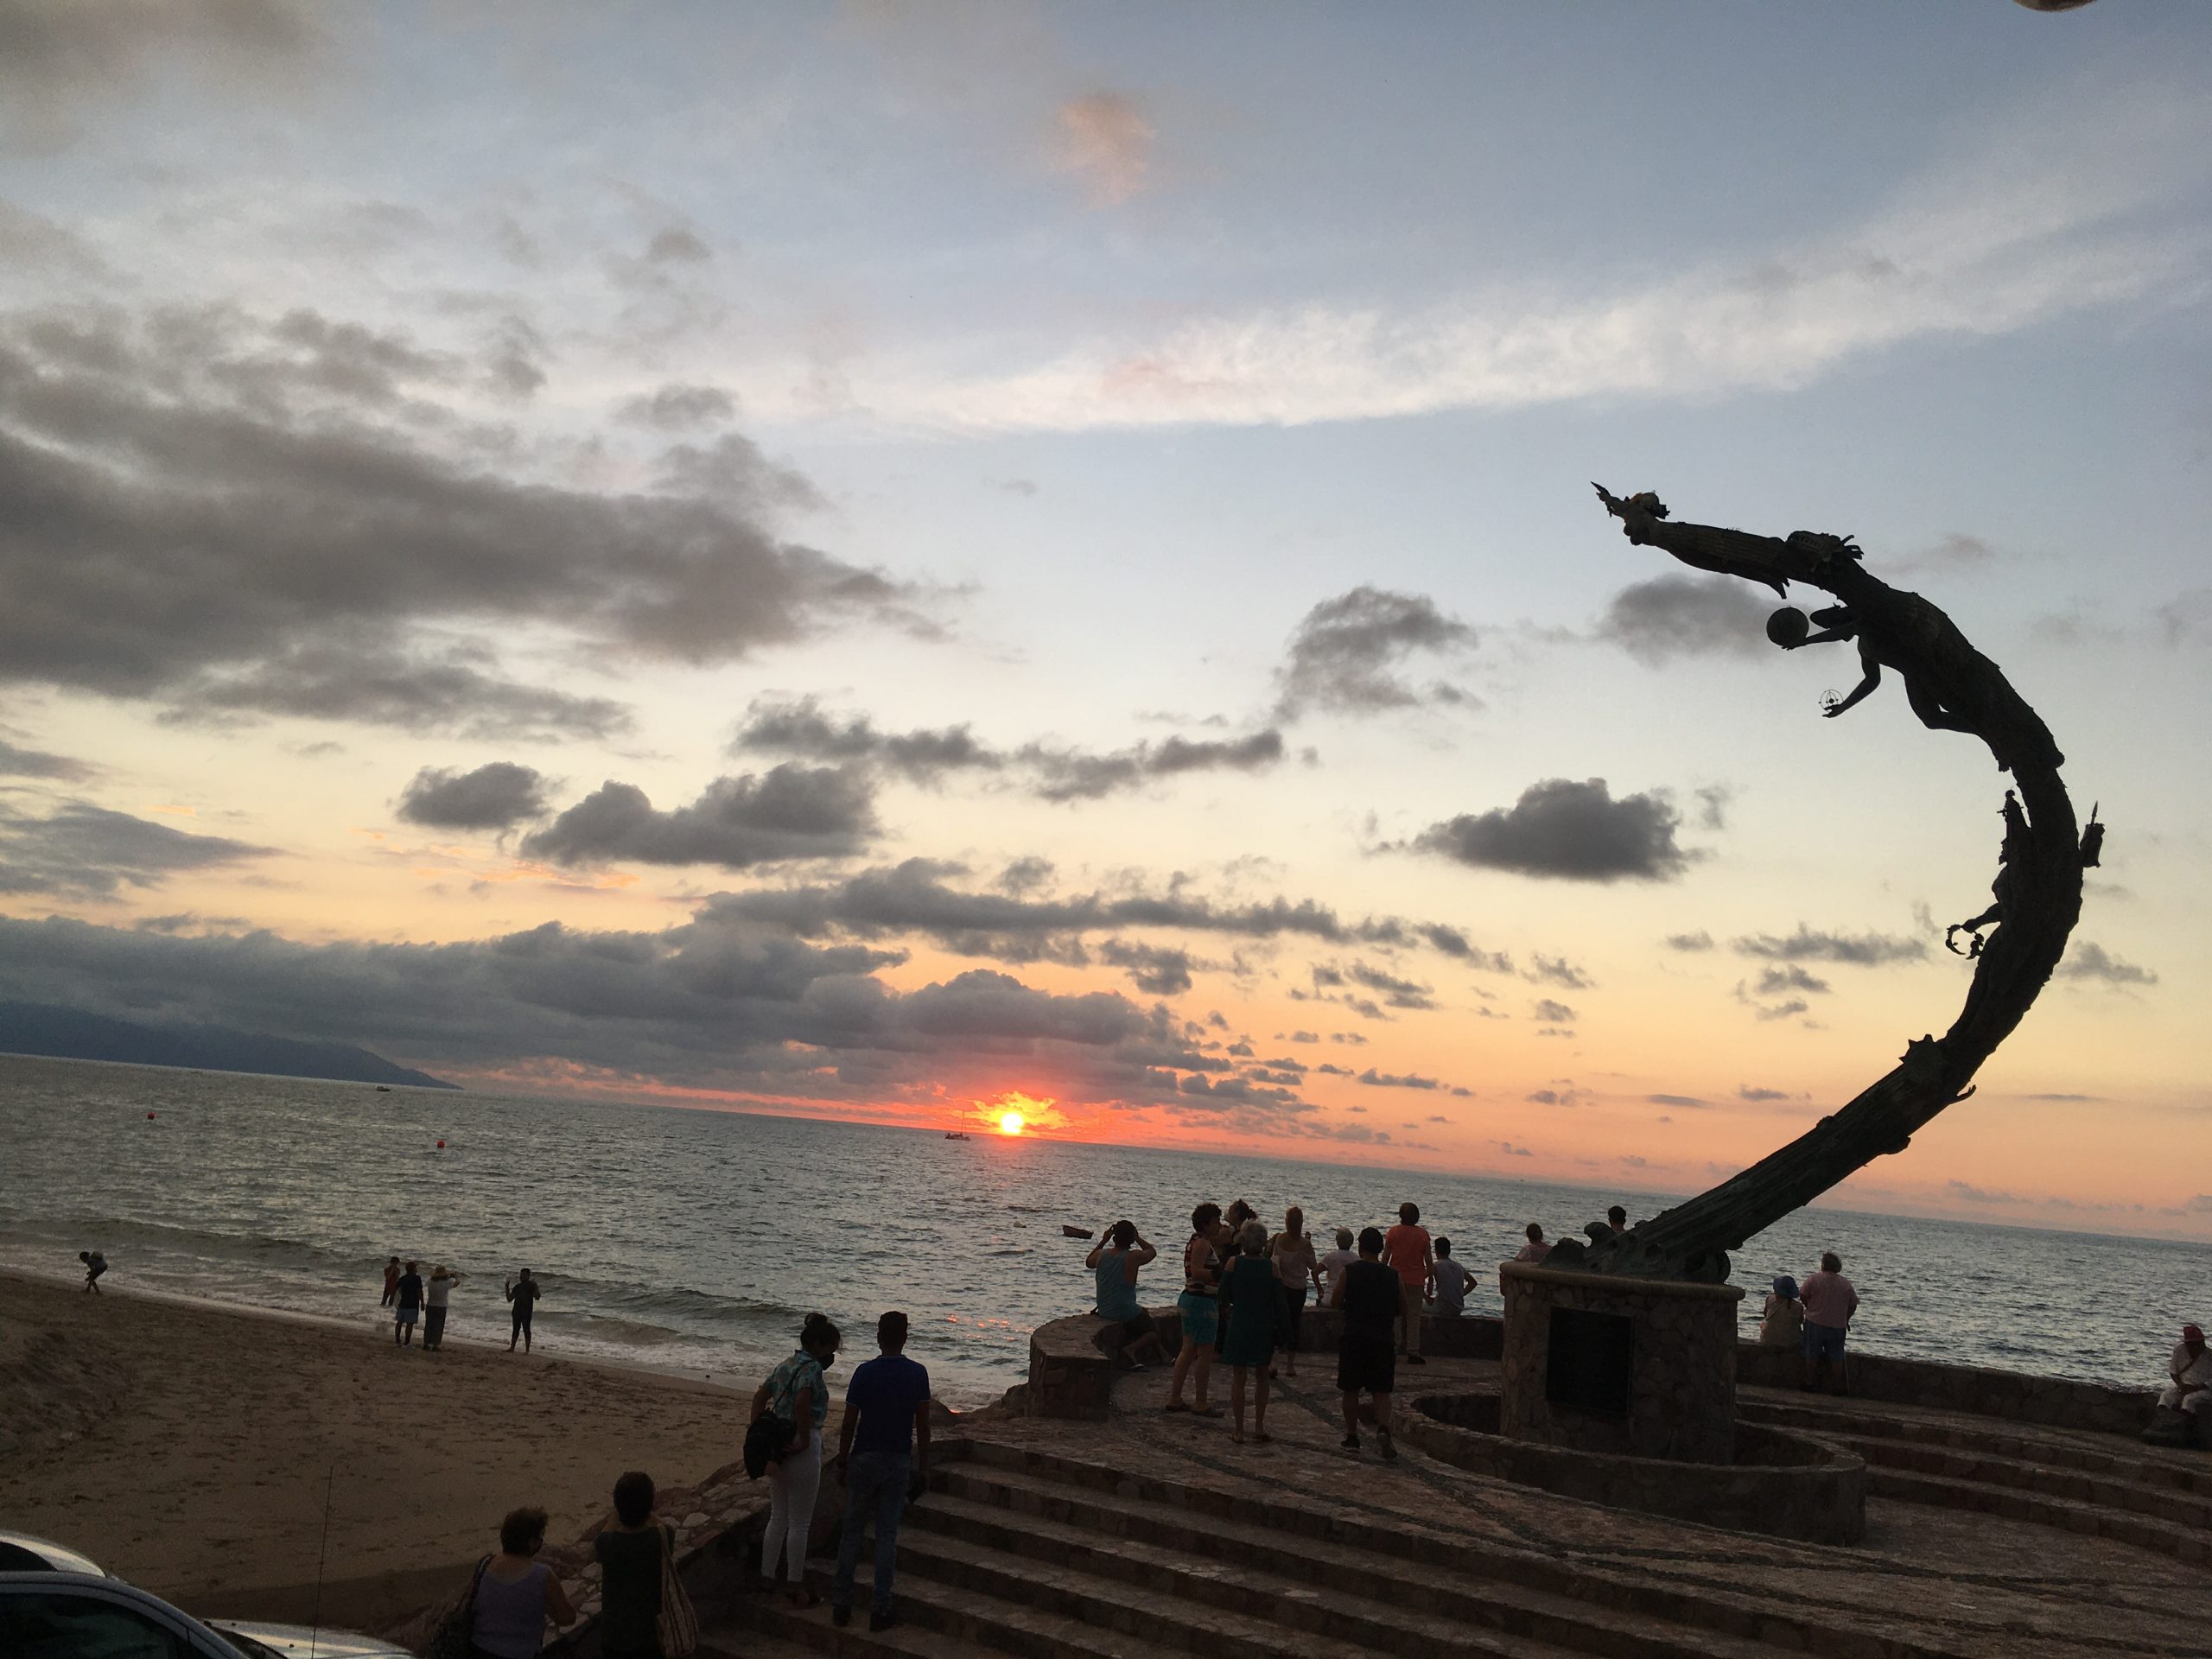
[1544,488,2100,1283]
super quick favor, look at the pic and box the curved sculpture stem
[1547,489,2088,1282]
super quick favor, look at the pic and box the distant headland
[0,1001,458,1090]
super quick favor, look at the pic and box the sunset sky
[1,2,2206,1238]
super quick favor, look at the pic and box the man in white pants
[2159,1324,2209,1416]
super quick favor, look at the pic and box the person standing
[79,1250,107,1294]
[380,1255,402,1307]
[469,1507,576,1659]
[1330,1228,1400,1459]
[1383,1203,1433,1365]
[754,1313,839,1607]
[1427,1237,1472,1318]
[423,1265,462,1351]
[393,1259,424,1346]
[1512,1224,1550,1264]
[594,1471,667,1659]
[1216,1220,1287,1445]
[1799,1252,1859,1393]
[1268,1208,1320,1379]
[505,1268,541,1353]
[1165,1204,1223,1416]
[2159,1324,2209,1420]
[830,1311,932,1634]
[1087,1220,1166,1370]
[1316,1228,1357,1305]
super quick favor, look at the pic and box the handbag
[424,1555,489,1659]
[741,1358,810,1478]
[655,1522,700,1659]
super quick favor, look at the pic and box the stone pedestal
[1499,1261,1744,1464]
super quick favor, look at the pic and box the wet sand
[0,1268,757,1635]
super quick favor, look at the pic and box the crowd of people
[378,1255,543,1352]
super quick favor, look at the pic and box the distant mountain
[0,1002,460,1090]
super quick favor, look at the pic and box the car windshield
[215,1633,284,1659]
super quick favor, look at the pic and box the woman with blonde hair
[1268,1208,1319,1379]
[1215,1219,1288,1445]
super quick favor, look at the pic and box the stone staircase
[1738,1395,2212,1567]
[708,1439,1948,1659]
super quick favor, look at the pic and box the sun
[998,1110,1026,1136]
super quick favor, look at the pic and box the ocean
[3,1052,2202,1408]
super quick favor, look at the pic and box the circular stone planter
[1404,1391,1866,1545]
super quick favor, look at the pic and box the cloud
[2057,940,2158,987]
[1096,939,1197,996]
[1648,1093,1707,1108]
[1054,92,1154,206]
[1494,1141,1535,1158]
[520,766,877,870]
[1525,954,1593,990]
[1275,588,1475,720]
[872,88,2209,431]
[646,226,712,264]
[1525,1088,1580,1108]
[1530,999,1579,1025]
[1732,925,1926,966]
[1595,575,1774,665]
[1738,1084,1796,1102]
[0,304,924,736]
[1414,779,1692,882]
[0,734,95,781]
[1665,930,1714,952]
[1891,532,2003,578]
[1357,1068,1440,1090]
[1945,1179,2018,1205]
[0,0,322,150]
[732,696,1284,799]
[1750,995,1808,1023]
[396,763,553,832]
[618,383,737,430]
[1754,963,1832,997]
[1344,961,1434,1012]
[0,800,273,899]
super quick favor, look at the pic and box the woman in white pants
[753,1313,840,1606]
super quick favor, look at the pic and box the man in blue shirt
[830,1310,932,1632]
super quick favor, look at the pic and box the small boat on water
[944,1130,970,1140]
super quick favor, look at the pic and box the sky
[0,0,2207,1239]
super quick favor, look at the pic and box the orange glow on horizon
[998,1109,1026,1135]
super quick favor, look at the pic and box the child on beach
[381,1255,401,1307]
[79,1249,107,1294]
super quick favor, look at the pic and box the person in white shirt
[1512,1224,1550,1264]
[1427,1237,1473,1317]
[2160,1324,2209,1416]
[1315,1229,1357,1306]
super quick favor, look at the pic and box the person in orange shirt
[1382,1203,1433,1365]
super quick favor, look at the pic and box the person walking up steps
[1384,1203,1433,1364]
[831,1311,932,1633]
[1332,1228,1400,1459]
[393,1259,423,1345]
[505,1268,541,1353]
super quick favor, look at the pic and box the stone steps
[921,1463,1777,1659]
[1740,1396,2212,1497]
[1865,1464,2212,1567]
[1847,1431,2212,1529]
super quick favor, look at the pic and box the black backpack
[742,1363,807,1478]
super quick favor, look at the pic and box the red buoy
[436,1140,446,1148]
[147,1112,156,1120]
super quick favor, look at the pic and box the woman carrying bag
[750,1313,841,1607]
[594,1471,697,1659]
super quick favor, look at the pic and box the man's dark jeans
[832,1450,911,1616]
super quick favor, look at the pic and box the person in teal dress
[1215,1218,1288,1444]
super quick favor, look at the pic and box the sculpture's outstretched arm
[1824,662,1880,718]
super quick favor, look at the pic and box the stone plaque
[1545,1306,1632,1417]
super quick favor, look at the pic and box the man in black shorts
[505,1268,542,1352]
[1330,1227,1399,1459]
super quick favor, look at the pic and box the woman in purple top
[469,1507,575,1659]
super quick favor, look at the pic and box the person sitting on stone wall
[1086,1219,1166,1370]
[1512,1223,1550,1264]
[1759,1275,1805,1352]
[2159,1324,2209,1420]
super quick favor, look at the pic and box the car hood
[205,1618,414,1658]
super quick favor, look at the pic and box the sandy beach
[0,1268,760,1635]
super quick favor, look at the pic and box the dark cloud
[521,765,877,870]
[1415,779,1692,882]
[1751,996,1808,1022]
[1893,533,2001,578]
[1944,1179,2018,1205]
[396,762,553,831]
[618,383,738,430]
[1594,575,1771,665]
[0,800,273,899]
[1754,963,1831,997]
[646,227,712,264]
[1525,954,1592,990]
[1414,924,1514,972]
[1693,785,1734,831]
[0,734,95,781]
[1096,939,1197,996]
[1731,925,1925,966]
[1274,587,1475,719]
[2057,941,2158,987]
[482,315,547,400]
[1525,1088,1578,1107]
[1738,1084,1796,1102]
[1344,961,1434,1011]
[0,304,924,736]
[0,0,321,149]
[1665,930,1714,951]
[1357,1068,1440,1090]
[1021,730,1285,803]
[1648,1093,1706,1108]
[1530,998,1578,1024]
[0,908,1320,1117]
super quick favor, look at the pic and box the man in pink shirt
[1382,1204,1433,1365]
[1798,1251,1859,1393]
